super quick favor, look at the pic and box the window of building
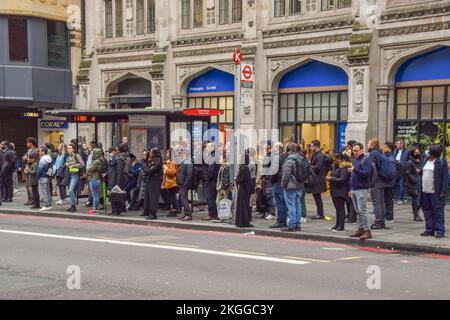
[8,18,28,63]
[194,0,203,27]
[337,0,351,8]
[136,0,145,34]
[181,0,191,29]
[115,0,123,36]
[47,20,68,68]
[207,6,216,25]
[394,85,450,148]
[147,0,156,33]
[219,0,229,24]
[188,96,234,126]
[125,0,134,35]
[274,0,286,17]
[289,0,301,15]
[321,0,334,10]
[105,0,113,38]
[232,0,242,22]
[305,0,317,12]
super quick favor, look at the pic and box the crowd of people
[0,135,447,239]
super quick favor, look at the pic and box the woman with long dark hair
[162,148,179,216]
[405,148,424,222]
[143,148,163,220]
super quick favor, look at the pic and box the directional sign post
[233,49,242,65]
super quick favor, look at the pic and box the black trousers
[384,187,395,220]
[179,186,191,216]
[31,185,40,207]
[313,193,324,217]
[205,182,218,218]
[332,197,346,229]
[162,188,178,211]
[1,171,13,201]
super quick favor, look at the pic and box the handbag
[69,167,79,174]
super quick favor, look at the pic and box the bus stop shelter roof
[45,108,211,123]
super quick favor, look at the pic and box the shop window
[421,87,432,103]
[397,105,407,120]
[407,104,417,120]
[47,21,68,68]
[8,18,28,63]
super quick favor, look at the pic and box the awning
[45,108,211,123]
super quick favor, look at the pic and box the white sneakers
[265,214,276,221]
[39,207,53,211]
[13,189,19,194]
[56,200,65,205]
[301,217,307,223]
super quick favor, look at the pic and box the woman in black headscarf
[235,150,253,228]
[143,148,163,220]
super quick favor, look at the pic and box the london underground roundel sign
[182,108,224,117]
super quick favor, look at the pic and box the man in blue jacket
[349,143,373,240]
[394,140,409,204]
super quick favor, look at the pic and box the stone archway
[378,42,450,143]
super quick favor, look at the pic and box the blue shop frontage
[277,60,349,157]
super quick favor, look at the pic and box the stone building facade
[80,0,450,156]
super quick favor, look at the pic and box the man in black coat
[107,144,128,216]
[176,148,193,221]
[306,140,328,219]
[202,142,221,220]
[0,141,17,202]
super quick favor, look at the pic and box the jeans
[371,186,386,225]
[384,187,395,220]
[89,179,100,210]
[162,188,179,211]
[179,186,191,216]
[38,177,51,208]
[284,189,303,229]
[68,174,79,207]
[421,192,445,235]
[13,171,19,190]
[351,189,371,231]
[59,185,67,201]
[273,183,288,225]
[313,193,324,217]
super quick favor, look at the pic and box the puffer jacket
[107,152,128,190]
[176,158,193,188]
[281,152,304,191]
[37,154,52,179]
[87,148,104,181]
[405,156,422,197]
[162,160,178,189]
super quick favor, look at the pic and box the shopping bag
[218,198,233,220]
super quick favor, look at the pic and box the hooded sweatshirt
[87,149,104,181]
[37,154,52,180]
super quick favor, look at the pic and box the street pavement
[1,214,450,300]
[1,186,450,255]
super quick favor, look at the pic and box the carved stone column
[262,91,277,130]
[98,98,111,148]
[346,65,370,145]
[172,96,184,110]
[377,85,393,144]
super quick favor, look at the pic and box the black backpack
[293,157,311,184]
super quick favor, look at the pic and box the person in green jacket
[87,148,104,214]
